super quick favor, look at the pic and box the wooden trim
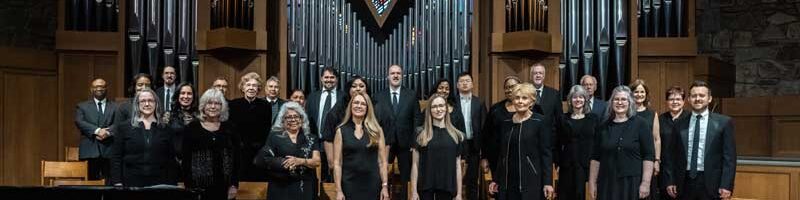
[687,0,696,37]
[278,0,288,98]
[548,0,562,53]
[0,47,57,71]
[255,0,268,50]
[772,117,800,157]
[638,38,699,56]
[196,0,211,50]
[472,0,480,94]
[58,0,65,31]
[205,28,259,50]
[629,0,639,85]
[55,31,121,51]
[491,31,557,53]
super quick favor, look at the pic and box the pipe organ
[286,0,474,98]
[638,0,688,37]
[65,0,120,32]
[126,0,199,91]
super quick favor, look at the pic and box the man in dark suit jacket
[306,67,344,182]
[581,75,608,118]
[374,64,422,200]
[75,78,119,181]
[450,73,486,200]
[530,63,563,132]
[664,80,736,200]
[264,76,286,125]
[155,66,177,114]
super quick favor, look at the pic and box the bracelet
[381,182,389,187]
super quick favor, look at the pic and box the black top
[181,121,241,190]
[450,95,486,157]
[556,113,599,169]
[339,122,381,199]
[110,121,178,187]
[228,97,271,181]
[254,130,320,182]
[482,100,514,168]
[591,116,655,178]
[490,114,553,193]
[322,99,395,146]
[414,126,463,194]
[637,108,656,131]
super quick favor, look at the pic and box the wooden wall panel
[488,56,560,104]
[735,117,773,156]
[2,72,58,186]
[773,117,800,157]
[734,164,800,200]
[197,53,267,100]
[637,58,693,113]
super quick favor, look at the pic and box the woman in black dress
[430,78,455,113]
[589,86,655,200]
[254,101,321,200]
[487,83,555,200]
[182,88,241,200]
[556,85,599,200]
[410,94,465,200]
[482,75,521,171]
[657,86,690,199]
[229,73,271,182]
[110,88,178,187]
[333,93,390,200]
[630,79,662,199]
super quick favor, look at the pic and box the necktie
[97,102,105,125]
[97,102,103,114]
[536,89,542,104]
[321,90,332,131]
[165,88,171,111]
[689,114,702,178]
[392,92,399,112]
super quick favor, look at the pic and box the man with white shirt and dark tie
[663,80,736,200]
[580,75,608,118]
[307,66,343,182]
[156,66,177,114]
[264,76,286,125]
[450,72,486,200]
[75,78,119,183]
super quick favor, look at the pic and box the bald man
[75,78,120,182]
[580,75,608,118]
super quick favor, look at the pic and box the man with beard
[374,64,422,200]
[228,72,271,181]
[305,66,344,182]
[75,78,119,183]
[156,66,177,114]
[263,76,286,125]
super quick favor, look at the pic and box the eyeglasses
[138,99,156,104]
[284,115,302,121]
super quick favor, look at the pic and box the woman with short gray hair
[254,101,320,200]
[556,85,599,200]
[182,88,241,200]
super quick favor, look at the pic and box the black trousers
[389,146,411,200]
[420,190,453,200]
[84,158,109,182]
[681,172,720,200]
[463,153,481,200]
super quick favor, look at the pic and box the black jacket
[374,88,423,149]
[109,121,179,186]
[305,89,345,140]
[450,94,486,157]
[75,99,119,159]
[490,113,553,194]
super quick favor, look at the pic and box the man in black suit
[264,76,286,125]
[75,78,119,181]
[307,67,344,182]
[450,72,486,200]
[374,64,422,200]
[155,66,177,114]
[664,80,736,200]
[581,75,608,118]
[529,63,563,135]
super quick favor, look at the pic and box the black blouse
[110,121,178,187]
[557,113,599,168]
[414,126,463,194]
[181,121,241,189]
[591,116,655,178]
[255,130,321,181]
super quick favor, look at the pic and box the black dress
[182,121,240,200]
[592,117,655,200]
[657,111,689,199]
[556,113,598,200]
[482,100,514,170]
[491,114,553,200]
[109,121,179,187]
[228,97,271,181]
[637,108,660,199]
[254,130,320,200]
[339,122,381,200]
[414,126,463,199]
[322,99,394,146]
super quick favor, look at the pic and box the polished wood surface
[237,182,267,200]
[40,161,88,186]
[734,164,800,200]
[65,147,79,162]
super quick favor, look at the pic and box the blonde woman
[333,93,390,200]
[411,94,465,200]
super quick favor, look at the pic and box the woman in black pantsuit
[255,101,321,200]
[110,88,178,187]
[182,89,241,200]
[333,93,390,200]
[486,83,555,200]
[556,85,599,200]
[589,86,656,200]
[411,94,464,200]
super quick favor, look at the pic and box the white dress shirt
[460,94,473,139]
[317,88,337,136]
[687,109,709,171]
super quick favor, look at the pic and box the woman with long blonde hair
[333,93,390,200]
[411,94,465,200]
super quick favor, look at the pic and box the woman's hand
[227,186,237,200]
[411,192,420,200]
[543,185,555,199]
[282,156,303,169]
[639,182,651,199]
[380,186,390,200]
[488,182,499,195]
[453,194,462,200]
[336,192,345,200]
[654,160,660,175]
[588,182,597,200]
